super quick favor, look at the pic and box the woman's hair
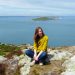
[34,27,45,45]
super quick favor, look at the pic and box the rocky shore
[0,44,75,75]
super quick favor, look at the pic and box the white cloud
[0,0,75,16]
[0,0,33,9]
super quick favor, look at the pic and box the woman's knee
[25,49,34,58]
[39,52,47,59]
[41,52,47,57]
[25,50,30,55]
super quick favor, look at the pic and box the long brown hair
[34,27,45,45]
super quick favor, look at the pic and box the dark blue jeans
[25,49,47,63]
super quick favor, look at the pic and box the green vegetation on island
[32,16,59,21]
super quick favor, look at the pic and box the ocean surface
[0,16,75,47]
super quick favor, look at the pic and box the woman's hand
[35,56,38,61]
[33,54,39,61]
[33,54,36,60]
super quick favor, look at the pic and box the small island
[32,16,59,21]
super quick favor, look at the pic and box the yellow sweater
[33,35,48,52]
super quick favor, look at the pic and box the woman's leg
[25,49,36,66]
[38,52,47,63]
[25,49,34,58]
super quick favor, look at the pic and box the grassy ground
[0,43,20,56]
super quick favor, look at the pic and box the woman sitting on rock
[25,27,48,66]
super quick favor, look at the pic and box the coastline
[0,43,75,75]
[0,43,75,56]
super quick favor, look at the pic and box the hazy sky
[0,0,75,16]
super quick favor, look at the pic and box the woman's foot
[39,62,43,66]
[30,60,35,67]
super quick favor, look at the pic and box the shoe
[39,62,43,66]
[30,60,35,67]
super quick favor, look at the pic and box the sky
[0,0,75,16]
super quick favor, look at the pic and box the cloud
[0,0,33,9]
[0,0,75,16]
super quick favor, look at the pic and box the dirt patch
[29,60,64,75]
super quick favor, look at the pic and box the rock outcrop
[0,45,75,75]
[0,55,19,75]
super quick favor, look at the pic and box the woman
[25,27,48,66]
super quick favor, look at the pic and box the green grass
[0,43,20,56]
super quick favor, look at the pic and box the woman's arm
[37,50,43,58]
[33,42,37,50]
[34,49,37,57]
[35,50,43,61]
[33,41,37,60]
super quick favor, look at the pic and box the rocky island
[32,16,59,21]
[0,43,75,75]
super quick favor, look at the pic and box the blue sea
[0,16,75,47]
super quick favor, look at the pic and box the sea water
[0,16,75,47]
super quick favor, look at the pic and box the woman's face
[38,29,43,37]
